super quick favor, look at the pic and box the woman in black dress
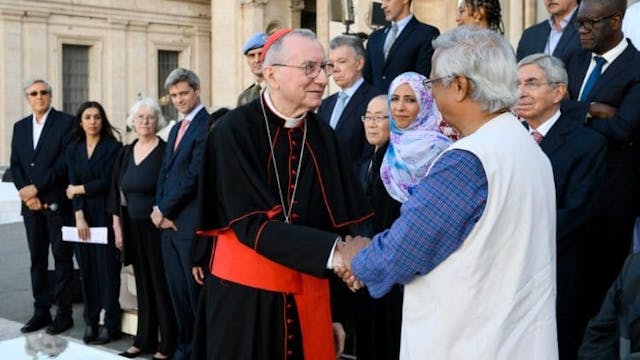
[356,95,403,360]
[66,101,122,344]
[110,98,176,359]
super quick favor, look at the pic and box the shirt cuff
[326,236,342,269]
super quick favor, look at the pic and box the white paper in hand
[61,226,108,244]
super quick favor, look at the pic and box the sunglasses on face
[28,90,49,97]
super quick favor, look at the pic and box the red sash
[210,229,335,360]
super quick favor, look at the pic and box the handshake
[332,235,371,292]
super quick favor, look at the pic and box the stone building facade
[0,0,539,165]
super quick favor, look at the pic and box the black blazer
[516,11,580,63]
[563,41,640,217]
[10,108,74,215]
[156,106,209,238]
[529,113,606,298]
[317,80,382,174]
[67,137,122,241]
[363,16,440,92]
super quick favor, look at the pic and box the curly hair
[464,0,505,34]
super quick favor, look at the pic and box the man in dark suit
[563,0,640,328]
[10,79,75,335]
[151,68,209,360]
[516,54,607,359]
[318,35,382,183]
[516,0,581,62]
[363,0,439,92]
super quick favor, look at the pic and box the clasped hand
[333,235,370,292]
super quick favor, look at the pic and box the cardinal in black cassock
[192,86,372,359]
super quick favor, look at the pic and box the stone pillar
[0,9,24,164]
[23,11,50,83]
[505,0,525,48]
[211,0,241,108]
[190,25,212,107]
[237,0,267,100]
[413,0,457,32]
[106,17,128,131]
[127,21,149,104]
[290,0,305,28]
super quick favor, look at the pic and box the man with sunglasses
[10,79,75,335]
[563,0,640,328]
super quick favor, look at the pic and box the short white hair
[432,26,517,113]
[126,97,167,132]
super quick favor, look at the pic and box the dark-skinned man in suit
[516,0,581,62]
[318,35,382,184]
[150,68,209,360]
[563,0,640,328]
[363,0,439,92]
[10,79,75,335]
[516,54,607,359]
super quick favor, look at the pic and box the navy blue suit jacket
[526,113,606,348]
[156,106,209,238]
[564,41,640,217]
[516,11,580,63]
[363,16,439,92]
[317,80,382,176]
[10,108,74,215]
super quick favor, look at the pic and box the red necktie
[174,119,190,151]
[531,129,543,144]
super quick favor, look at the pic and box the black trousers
[23,211,74,318]
[585,216,635,320]
[161,230,199,360]
[75,242,122,331]
[127,218,176,355]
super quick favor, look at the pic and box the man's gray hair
[23,79,52,98]
[432,26,517,113]
[517,53,568,86]
[126,97,167,131]
[329,35,365,59]
[164,68,200,91]
[262,28,318,68]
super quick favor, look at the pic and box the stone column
[289,0,305,29]
[127,21,149,104]
[23,11,50,83]
[413,0,457,32]
[505,0,525,48]
[234,0,268,103]
[190,25,212,107]
[106,17,128,130]
[211,0,241,108]
[0,9,24,164]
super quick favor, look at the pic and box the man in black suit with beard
[563,0,640,331]
[10,79,75,335]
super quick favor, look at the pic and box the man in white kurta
[336,27,559,359]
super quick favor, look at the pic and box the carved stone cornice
[0,8,23,22]
[240,0,268,7]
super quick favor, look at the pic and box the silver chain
[260,98,307,224]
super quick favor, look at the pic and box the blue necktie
[384,23,398,60]
[329,92,347,129]
[579,56,606,102]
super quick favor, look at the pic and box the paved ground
[0,220,152,358]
